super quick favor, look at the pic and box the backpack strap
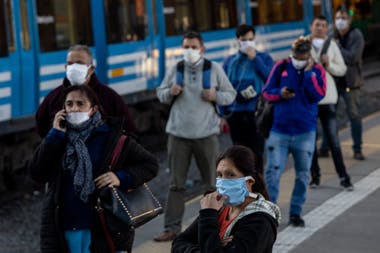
[202,59,212,89]
[175,59,212,89]
[176,60,185,87]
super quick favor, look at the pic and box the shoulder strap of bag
[109,134,127,170]
[320,36,332,58]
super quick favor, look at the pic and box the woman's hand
[200,191,227,210]
[221,236,233,246]
[53,109,67,131]
[94,172,120,188]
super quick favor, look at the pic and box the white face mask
[240,40,256,54]
[66,111,91,125]
[312,38,325,50]
[335,18,348,31]
[183,49,201,64]
[66,63,90,85]
[291,56,308,70]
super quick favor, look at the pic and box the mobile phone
[59,119,66,128]
[286,87,295,93]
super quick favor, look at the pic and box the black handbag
[255,95,274,139]
[96,134,163,251]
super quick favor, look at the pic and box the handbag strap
[109,134,127,170]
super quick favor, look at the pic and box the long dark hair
[216,145,269,200]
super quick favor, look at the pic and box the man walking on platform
[220,24,274,174]
[319,5,366,161]
[307,15,353,190]
[154,31,236,242]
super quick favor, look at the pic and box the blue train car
[0,0,333,186]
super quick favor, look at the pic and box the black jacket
[172,208,278,253]
[29,118,158,253]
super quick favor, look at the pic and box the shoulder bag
[96,134,163,251]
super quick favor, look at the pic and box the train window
[0,2,8,57]
[163,0,238,36]
[104,0,147,43]
[36,0,93,52]
[250,0,303,25]
[313,0,322,17]
[20,0,31,50]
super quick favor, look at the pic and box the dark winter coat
[35,74,136,138]
[172,197,280,253]
[29,118,158,253]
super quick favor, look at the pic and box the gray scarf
[62,111,103,202]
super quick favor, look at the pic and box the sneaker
[318,148,329,157]
[309,177,320,188]
[353,152,365,160]
[340,177,354,191]
[153,231,177,242]
[288,214,305,227]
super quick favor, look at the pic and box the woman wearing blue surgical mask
[29,85,159,253]
[172,145,281,253]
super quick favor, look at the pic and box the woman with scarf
[171,145,281,253]
[29,85,159,253]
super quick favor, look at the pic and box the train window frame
[0,0,16,56]
[163,0,238,36]
[104,0,148,44]
[0,1,8,57]
[249,0,303,25]
[36,0,93,53]
[20,0,31,50]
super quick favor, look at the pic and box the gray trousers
[164,134,219,233]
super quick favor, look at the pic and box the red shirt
[218,206,235,239]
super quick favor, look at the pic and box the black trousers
[227,111,264,174]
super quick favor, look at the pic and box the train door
[0,0,38,121]
[101,0,160,100]
[0,0,17,122]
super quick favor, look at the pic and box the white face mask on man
[66,63,90,85]
[335,18,349,31]
[66,111,91,125]
[239,40,256,54]
[291,55,308,70]
[312,38,325,50]
[183,49,201,64]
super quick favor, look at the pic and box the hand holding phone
[285,87,295,93]
[53,109,67,131]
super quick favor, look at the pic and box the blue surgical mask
[216,176,257,206]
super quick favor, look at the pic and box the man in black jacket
[35,44,136,138]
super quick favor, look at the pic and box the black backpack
[255,59,287,138]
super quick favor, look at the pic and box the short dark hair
[292,36,312,56]
[311,15,328,24]
[236,24,256,38]
[336,3,350,15]
[216,145,269,200]
[182,31,204,45]
[63,85,101,109]
[68,44,93,64]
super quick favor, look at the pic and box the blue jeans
[265,131,315,216]
[321,88,362,153]
[64,229,91,253]
[311,104,349,179]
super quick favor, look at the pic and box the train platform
[131,109,380,252]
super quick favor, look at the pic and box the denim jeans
[227,111,265,174]
[321,88,362,153]
[311,104,349,179]
[64,229,91,253]
[265,131,315,216]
